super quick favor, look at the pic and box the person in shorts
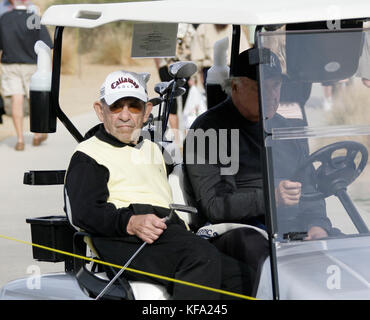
[0,0,52,150]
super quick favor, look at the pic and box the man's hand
[275,180,302,206]
[127,214,167,244]
[305,226,328,240]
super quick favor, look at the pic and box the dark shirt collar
[227,97,285,130]
[87,123,144,148]
[223,97,263,147]
[225,97,260,128]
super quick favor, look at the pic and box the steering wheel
[293,141,368,201]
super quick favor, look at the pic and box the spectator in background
[0,0,12,17]
[0,0,12,124]
[357,25,370,88]
[0,0,52,150]
[190,24,250,88]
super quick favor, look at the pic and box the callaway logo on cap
[99,70,150,105]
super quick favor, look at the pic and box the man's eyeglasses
[108,99,145,114]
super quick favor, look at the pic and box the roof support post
[51,26,84,143]
[255,25,280,301]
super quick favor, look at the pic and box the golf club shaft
[95,241,147,300]
[162,84,177,138]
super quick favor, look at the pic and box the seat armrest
[169,203,197,214]
[73,231,90,273]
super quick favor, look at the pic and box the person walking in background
[357,23,370,88]
[0,0,12,17]
[0,0,52,150]
[190,24,250,88]
[0,0,12,124]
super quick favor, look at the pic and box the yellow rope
[0,233,257,300]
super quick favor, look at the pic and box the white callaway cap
[99,70,150,105]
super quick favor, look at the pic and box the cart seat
[73,231,170,300]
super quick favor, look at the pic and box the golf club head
[148,97,163,106]
[168,61,197,79]
[174,87,186,97]
[174,78,186,87]
[154,81,171,95]
[154,79,185,97]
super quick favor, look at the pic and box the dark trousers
[210,228,269,295]
[92,224,254,300]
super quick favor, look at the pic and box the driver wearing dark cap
[184,48,333,291]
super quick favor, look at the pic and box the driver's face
[263,76,282,119]
[232,77,260,122]
[232,76,282,122]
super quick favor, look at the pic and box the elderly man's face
[263,76,282,119]
[232,76,281,122]
[232,77,259,122]
[94,97,152,144]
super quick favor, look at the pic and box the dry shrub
[90,27,138,66]
[326,81,370,148]
[61,31,78,74]
[328,83,370,125]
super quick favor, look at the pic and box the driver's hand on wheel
[304,226,328,240]
[127,214,167,244]
[275,180,302,206]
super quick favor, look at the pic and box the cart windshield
[256,25,370,299]
[258,26,370,240]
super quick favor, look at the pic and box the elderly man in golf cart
[183,48,334,280]
[63,69,254,300]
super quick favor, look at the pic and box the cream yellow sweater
[75,136,173,210]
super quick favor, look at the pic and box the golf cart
[1,0,370,300]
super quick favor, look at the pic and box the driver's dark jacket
[183,97,332,234]
[184,98,266,229]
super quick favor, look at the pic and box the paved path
[0,111,98,288]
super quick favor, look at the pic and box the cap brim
[104,91,148,105]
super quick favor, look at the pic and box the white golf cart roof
[42,0,370,28]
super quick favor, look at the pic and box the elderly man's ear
[144,101,153,122]
[231,80,239,94]
[93,101,104,122]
